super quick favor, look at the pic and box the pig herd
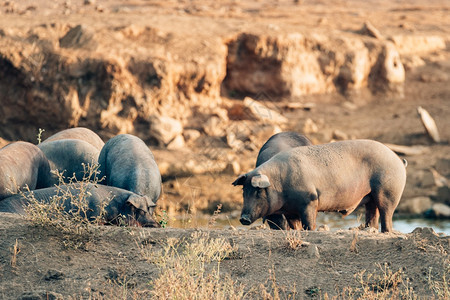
[0,128,407,232]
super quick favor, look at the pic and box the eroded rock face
[0,24,422,145]
[224,32,405,97]
[0,24,227,143]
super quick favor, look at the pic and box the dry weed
[10,239,20,269]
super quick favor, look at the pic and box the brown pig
[232,139,407,233]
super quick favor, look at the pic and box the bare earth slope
[0,213,448,299]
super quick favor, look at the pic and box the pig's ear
[251,174,271,188]
[232,174,247,186]
[126,194,149,212]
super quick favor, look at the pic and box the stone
[332,129,348,140]
[417,106,441,143]
[317,225,330,232]
[148,115,183,146]
[183,129,201,143]
[419,169,437,188]
[223,161,241,175]
[436,158,450,176]
[242,97,288,124]
[425,203,450,219]
[303,118,319,134]
[306,244,320,259]
[59,25,97,50]
[203,116,225,136]
[44,269,64,281]
[166,134,185,150]
[436,185,450,205]
[19,291,63,300]
[358,21,384,40]
[380,42,405,84]
[396,197,432,215]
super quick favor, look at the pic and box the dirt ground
[0,0,449,298]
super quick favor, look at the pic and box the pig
[0,142,52,200]
[0,183,160,227]
[256,132,312,230]
[42,127,105,151]
[232,139,407,233]
[98,134,162,207]
[38,139,100,186]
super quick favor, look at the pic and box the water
[168,212,450,235]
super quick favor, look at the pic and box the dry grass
[284,230,304,250]
[140,231,244,299]
[22,163,108,235]
[10,239,20,269]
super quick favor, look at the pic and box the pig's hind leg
[364,194,380,230]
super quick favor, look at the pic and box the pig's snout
[240,214,252,225]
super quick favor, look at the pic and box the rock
[390,35,446,55]
[226,131,246,151]
[424,203,450,219]
[419,169,437,188]
[203,116,225,136]
[242,97,288,124]
[332,129,348,140]
[183,129,201,143]
[358,21,384,40]
[166,135,185,150]
[148,116,183,146]
[18,291,63,300]
[223,161,241,175]
[84,0,95,5]
[396,197,432,214]
[417,106,441,143]
[306,244,320,259]
[59,25,97,50]
[379,42,405,84]
[44,269,64,281]
[303,118,319,134]
[436,185,450,205]
[317,225,330,232]
[430,168,448,188]
[436,158,450,176]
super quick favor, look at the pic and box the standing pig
[256,132,312,230]
[98,134,162,207]
[0,183,160,227]
[0,142,51,200]
[38,139,100,185]
[41,127,105,151]
[232,139,407,233]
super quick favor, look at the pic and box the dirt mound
[0,213,448,299]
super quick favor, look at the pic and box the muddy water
[168,213,450,235]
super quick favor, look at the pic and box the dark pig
[256,132,312,230]
[38,139,100,185]
[0,183,160,227]
[0,142,51,200]
[98,134,161,206]
[42,127,104,151]
[233,139,407,233]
